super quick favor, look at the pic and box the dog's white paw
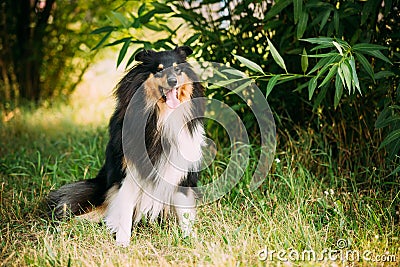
[182,228,197,239]
[115,231,131,247]
[116,239,130,247]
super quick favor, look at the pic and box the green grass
[1,101,399,266]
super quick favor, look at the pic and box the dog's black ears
[135,49,155,62]
[175,46,193,59]
[135,46,193,62]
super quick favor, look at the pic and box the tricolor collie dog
[48,46,205,246]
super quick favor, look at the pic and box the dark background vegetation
[1,0,399,181]
[0,0,116,104]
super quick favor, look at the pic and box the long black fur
[48,46,204,219]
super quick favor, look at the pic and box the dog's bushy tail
[47,174,107,220]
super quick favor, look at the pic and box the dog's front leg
[173,189,196,238]
[104,176,139,247]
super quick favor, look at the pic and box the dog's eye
[174,67,182,74]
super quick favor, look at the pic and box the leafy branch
[230,36,397,165]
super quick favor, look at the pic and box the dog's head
[135,46,196,110]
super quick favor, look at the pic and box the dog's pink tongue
[165,88,180,109]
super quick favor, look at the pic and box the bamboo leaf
[229,79,253,95]
[361,0,376,25]
[349,56,361,94]
[184,33,201,46]
[276,75,303,84]
[92,31,112,50]
[144,23,164,32]
[264,0,292,20]
[301,37,335,45]
[319,63,338,88]
[375,107,400,128]
[117,38,131,68]
[375,116,400,129]
[315,61,333,80]
[374,71,395,79]
[232,54,265,74]
[333,10,339,34]
[91,26,115,34]
[388,137,400,160]
[105,37,131,47]
[138,3,146,16]
[221,68,246,78]
[267,37,287,73]
[337,63,346,92]
[150,2,173,13]
[306,52,339,58]
[332,41,343,56]
[139,10,157,24]
[301,48,308,73]
[111,11,130,28]
[340,61,353,93]
[355,52,375,81]
[334,72,343,108]
[208,78,243,89]
[313,83,329,110]
[293,0,302,24]
[360,50,392,65]
[308,54,340,75]
[352,43,388,51]
[308,76,318,100]
[379,129,400,150]
[311,44,336,51]
[266,75,281,98]
[214,69,228,80]
[293,80,310,93]
[319,9,331,32]
[296,11,308,39]
[375,107,392,129]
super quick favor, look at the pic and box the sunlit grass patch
[1,60,399,265]
[1,148,399,265]
[1,117,399,266]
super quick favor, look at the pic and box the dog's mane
[107,49,204,183]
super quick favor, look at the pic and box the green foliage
[230,39,398,172]
[92,0,400,174]
[39,1,115,99]
[0,0,115,105]
[234,37,374,104]
[91,1,183,68]
[227,36,396,166]
[376,96,400,168]
[267,37,288,73]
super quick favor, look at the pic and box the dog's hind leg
[173,189,196,238]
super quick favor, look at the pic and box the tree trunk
[10,0,33,101]
[31,0,56,102]
[9,0,55,102]
[0,59,11,102]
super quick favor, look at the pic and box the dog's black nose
[167,76,177,87]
